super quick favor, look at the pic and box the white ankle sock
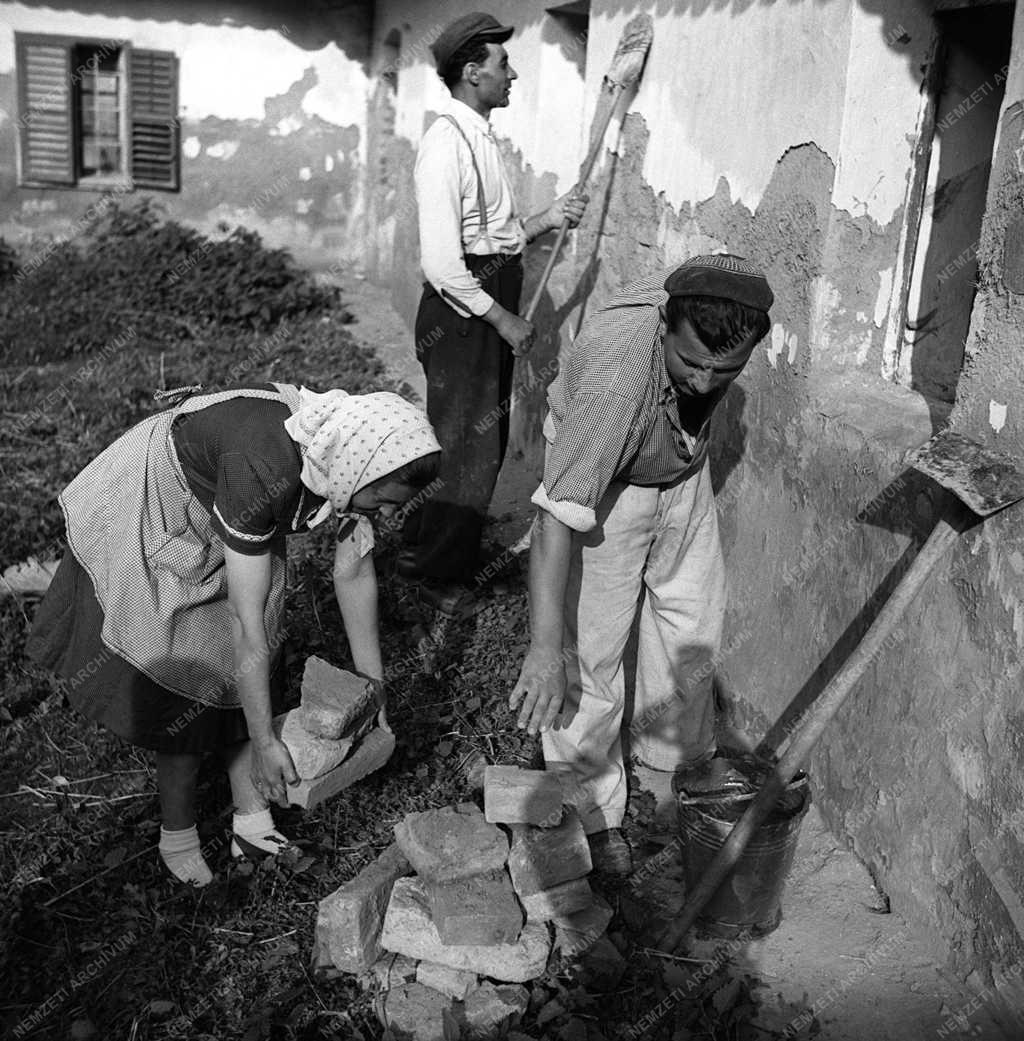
[232,808,291,856]
[159,825,213,887]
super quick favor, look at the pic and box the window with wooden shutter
[128,49,180,191]
[14,33,181,193]
[15,34,75,187]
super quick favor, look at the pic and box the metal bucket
[677,772,810,939]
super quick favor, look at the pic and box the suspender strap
[437,113,492,252]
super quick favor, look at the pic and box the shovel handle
[660,500,971,952]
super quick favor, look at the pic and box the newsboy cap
[664,254,774,312]
[431,12,514,73]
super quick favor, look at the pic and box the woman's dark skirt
[25,553,285,754]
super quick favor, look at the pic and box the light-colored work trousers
[542,462,726,834]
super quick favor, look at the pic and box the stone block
[367,952,418,992]
[427,869,522,946]
[553,894,614,957]
[381,877,550,982]
[286,727,395,809]
[309,927,342,980]
[507,807,592,897]
[415,960,478,1000]
[316,842,411,973]
[483,765,563,826]
[458,981,529,1039]
[464,753,489,792]
[298,656,377,739]
[520,876,593,921]
[274,710,353,780]
[394,803,508,883]
[378,982,454,1041]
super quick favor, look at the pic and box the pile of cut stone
[275,657,395,809]
[313,766,624,1040]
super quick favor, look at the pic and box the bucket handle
[678,774,809,808]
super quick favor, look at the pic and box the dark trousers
[402,252,523,583]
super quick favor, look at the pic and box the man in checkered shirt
[510,255,774,876]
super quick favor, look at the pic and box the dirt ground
[334,265,1012,1041]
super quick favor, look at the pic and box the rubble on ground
[313,766,617,1040]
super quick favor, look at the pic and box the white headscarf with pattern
[284,387,440,551]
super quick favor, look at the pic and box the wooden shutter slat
[26,121,70,136]
[16,36,75,185]
[128,48,179,190]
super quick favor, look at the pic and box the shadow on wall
[903,6,1014,426]
[709,382,747,499]
[541,5,588,78]
[596,0,930,77]
[8,0,373,61]
[753,464,939,763]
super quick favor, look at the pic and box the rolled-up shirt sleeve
[415,123,494,319]
[532,390,644,532]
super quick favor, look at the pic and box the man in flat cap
[510,255,773,876]
[400,11,587,611]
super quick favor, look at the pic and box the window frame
[73,39,131,190]
[14,31,180,193]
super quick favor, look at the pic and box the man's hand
[510,644,566,735]
[547,189,589,231]
[491,308,536,356]
[251,737,299,807]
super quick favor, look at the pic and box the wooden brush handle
[524,220,571,322]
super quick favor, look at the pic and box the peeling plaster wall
[0,1,371,266]
[365,0,1024,1007]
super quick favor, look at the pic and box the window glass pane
[82,141,121,174]
[95,101,118,138]
[75,44,123,178]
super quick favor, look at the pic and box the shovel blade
[907,430,1024,516]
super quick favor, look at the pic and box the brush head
[605,13,654,89]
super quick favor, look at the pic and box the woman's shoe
[230,808,292,860]
[230,831,292,860]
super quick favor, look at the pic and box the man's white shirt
[415,98,526,317]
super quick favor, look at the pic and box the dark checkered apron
[59,383,302,709]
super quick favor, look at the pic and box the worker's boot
[587,828,633,879]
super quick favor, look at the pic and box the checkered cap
[664,254,773,311]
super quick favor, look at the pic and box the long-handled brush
[523,13,654,322]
